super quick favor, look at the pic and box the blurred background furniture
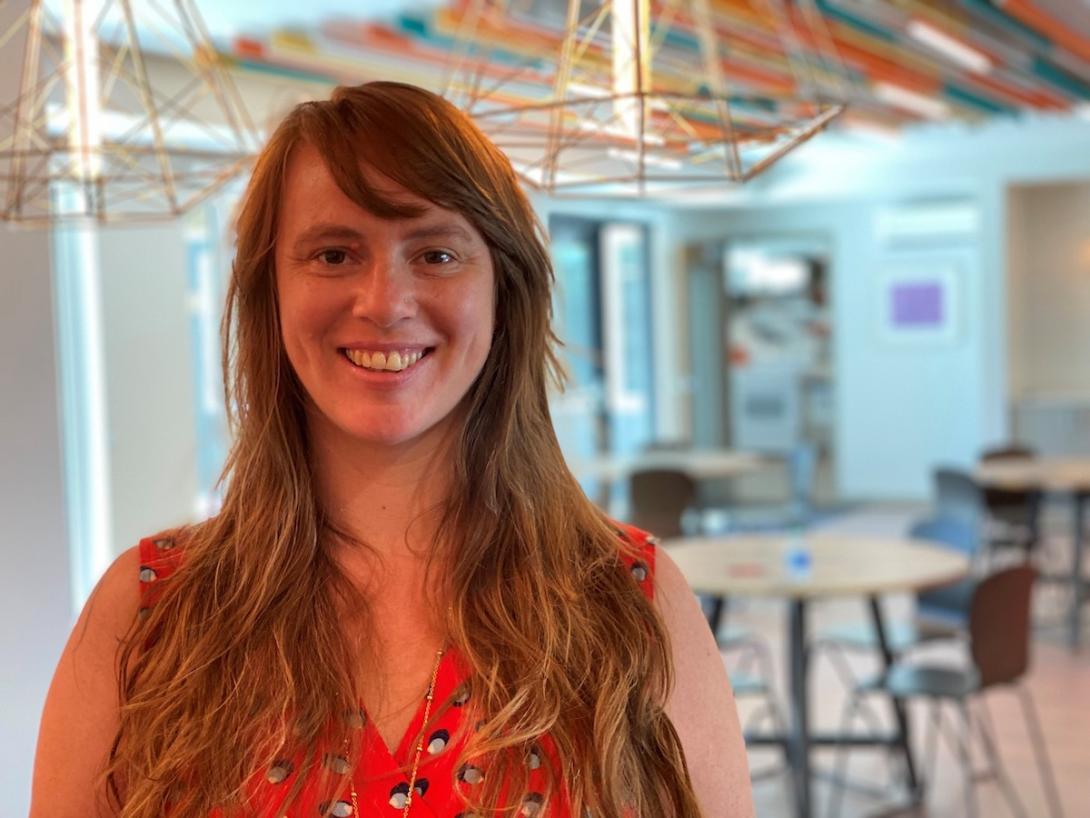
[569,446,777,516]
[811,514,980,692]
[979,446,1043,560]
[710,441,820,534]
[976,456,1090,648]
[629,468,698,539]
[628,465,787,786]
[662,533,970,818]
[827,564,1064,818]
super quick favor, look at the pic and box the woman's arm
[654,547,755,818]
[31,545,142,818]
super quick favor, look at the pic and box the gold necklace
[346,645,447,818]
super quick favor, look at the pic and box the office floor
[721,504,1090,818]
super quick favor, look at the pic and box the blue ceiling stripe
[814,0,896,43]
[1032,56,1090,99]
[944,83,1015,114]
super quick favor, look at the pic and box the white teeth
[344,348,425,372]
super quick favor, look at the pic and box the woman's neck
[308,411,457,567]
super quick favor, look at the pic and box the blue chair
[813,515,981,669]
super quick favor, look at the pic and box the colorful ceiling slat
[226,0,1090,133]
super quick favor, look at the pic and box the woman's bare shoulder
[30,544,144,818]
[652,547,755,818]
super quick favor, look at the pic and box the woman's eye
[316,249,348,265]
[421,249,455,265]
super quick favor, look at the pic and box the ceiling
[209,0,1090,135]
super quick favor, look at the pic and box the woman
[31,82,753,818]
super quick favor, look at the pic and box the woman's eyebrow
[400,222,475,243]
[291,223,365,250]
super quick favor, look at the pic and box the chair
[933,466,986,527]
[812,515,981,686]
[979,446,1043,558]
[827,565,1064,818]
[629,468,697,538]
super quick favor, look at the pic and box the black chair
[979,446,1043,558]
[827,564,1064,818]
[629,468,697,538]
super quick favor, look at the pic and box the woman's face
[274,143,495,451]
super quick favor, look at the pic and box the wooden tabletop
[975,457,1090,492]
[568,448,777,483]
[662,534,970,599]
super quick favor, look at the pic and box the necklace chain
[346,645,447,818]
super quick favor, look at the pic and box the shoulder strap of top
[614,522,657,602]
[137,533,184,609]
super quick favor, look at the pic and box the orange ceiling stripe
[1000,0,1090,64]
[833,36,943,94]
[969,68,1066,108]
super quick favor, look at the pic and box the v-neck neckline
[361,645,468,769]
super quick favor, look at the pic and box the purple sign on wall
[890,281,944,327]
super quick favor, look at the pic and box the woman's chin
[334,415,443,451]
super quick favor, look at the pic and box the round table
[976,456,1090,648]
[663,534,970,818]
[568,447,776,483]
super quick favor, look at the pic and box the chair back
[908,515,980,557]
[977,446,1042,549]
[969,564,1036,688]
[933,466,984,523]
[630,468,696,538]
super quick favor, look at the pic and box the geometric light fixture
[0,0,259,225]
[442,0,848,197]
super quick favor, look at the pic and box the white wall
[96,224,200,550]
[1007,182,1090,398]
[0,3,72,809]
[0,221,71,816]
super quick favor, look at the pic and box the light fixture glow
[611,0,651,141]
[578,119,666,145]
[606,146,683,170]
[874,81,950,119]
[907,20,991,75]
[62,0,103,180]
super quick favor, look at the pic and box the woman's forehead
[278,142,474,233]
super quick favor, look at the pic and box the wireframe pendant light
[442,0,848,196]
[0,0,259,224]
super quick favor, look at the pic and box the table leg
[706,595,726,638]
[788,599,812,818]
[1070,492,1086,650]
[868,596,920,798]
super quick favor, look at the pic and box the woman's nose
[350,261,416,328]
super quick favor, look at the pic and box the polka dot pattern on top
[136,523,656,817]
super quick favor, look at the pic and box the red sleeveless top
[137,524,657,818]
